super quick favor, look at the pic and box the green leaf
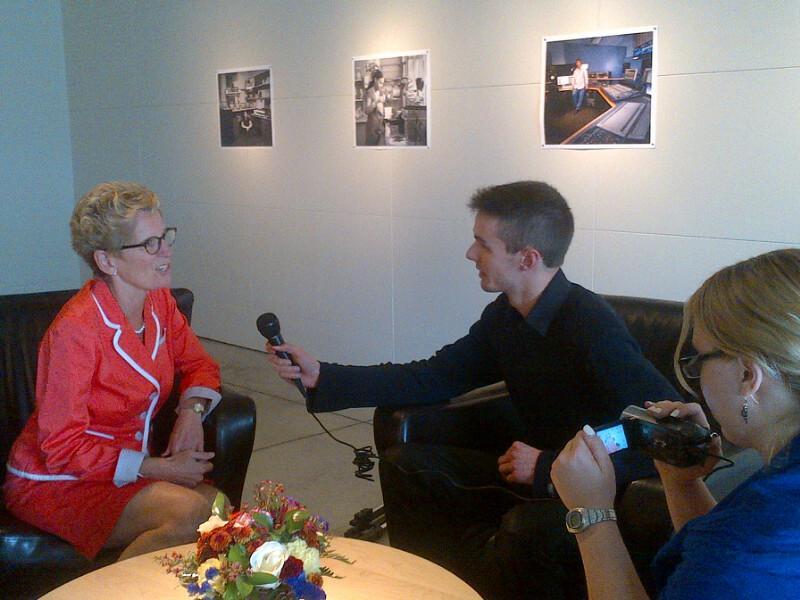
[246,572,279,586]
[323,550,354,565]
[223,582,240,600]
[235,575,254,597]
[253,512,273,529]
[319,565,344,579]
[284,509,310,533]
[228,543,249,568]
[212,492,230,519]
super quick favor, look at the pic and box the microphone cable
[310,412,378,481]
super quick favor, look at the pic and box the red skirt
[3,473,154,558]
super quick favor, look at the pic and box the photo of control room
[218,67,273,147]
[544,30,654,145]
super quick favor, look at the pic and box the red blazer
[6,280,221,486]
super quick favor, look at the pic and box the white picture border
[217,64,274,149]
[352,49,431,150]
[540,26,657,150]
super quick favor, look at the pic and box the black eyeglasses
[679,350,726,380]
[120,227,177,255]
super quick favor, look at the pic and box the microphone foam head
[256,312,280,339]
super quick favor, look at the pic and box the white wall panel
[596,70,800,243]
[69,108,144,196]
[1,2,79,293]
[392,216,488,358]
[594,231,791,301]
[62,2,146,109]
[562,228,595,290]
[58,0,800,366]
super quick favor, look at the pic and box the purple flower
[204,567,219,579]
[286,573,326,600]
[187,581,212,596]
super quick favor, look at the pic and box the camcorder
[596,405,713,467]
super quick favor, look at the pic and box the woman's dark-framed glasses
[120,227,177,255]
[679,350,726,380]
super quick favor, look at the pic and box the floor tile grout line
[222,381,374,425]
[249,422,374,452]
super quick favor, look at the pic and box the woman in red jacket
[4,182,222,560]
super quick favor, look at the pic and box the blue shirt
[653,435,800,598]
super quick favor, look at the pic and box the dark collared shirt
[312,270,679,492]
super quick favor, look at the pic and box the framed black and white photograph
[541,27,656,148]
[353,50,430,148]
[217,66,273,147]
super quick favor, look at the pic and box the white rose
[197,514,228,534]
[249,541,289,589]
[286,539,321,574]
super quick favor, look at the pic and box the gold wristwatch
[565,507,616,534]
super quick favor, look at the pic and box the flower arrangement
[158,481,348,600]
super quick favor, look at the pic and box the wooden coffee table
[41,537,480,599]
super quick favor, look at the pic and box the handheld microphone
[256,312,308,399]
[255,312,377,481]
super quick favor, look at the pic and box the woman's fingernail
[649,406,662,414]
[583,424,596,437]
[670,409,681,418]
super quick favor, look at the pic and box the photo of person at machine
[543,28,655,146]
[354,51,429,147]
[217,66,273,147]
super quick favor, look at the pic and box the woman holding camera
[552,248,800,598]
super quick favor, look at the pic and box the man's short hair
[468,181,574,267]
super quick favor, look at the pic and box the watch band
[565,507,617,534]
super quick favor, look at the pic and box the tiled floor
[202,338,385,537]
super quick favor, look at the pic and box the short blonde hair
[70,182,160,276]
[675,248,800,397]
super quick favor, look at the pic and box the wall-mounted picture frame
[353,50,430,148]
[541,27,656,149]
[217,65,273,148]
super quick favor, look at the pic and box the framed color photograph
[217,66,273,147]
[353,50,430,148]
[541,27,656,148]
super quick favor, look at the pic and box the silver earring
[111,269,117,277]
[741,394,757,423]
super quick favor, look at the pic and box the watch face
[566,510,585,531]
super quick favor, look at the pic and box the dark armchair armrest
[151,385,256,508]
[205,386,256,508]
[373,382,525,456]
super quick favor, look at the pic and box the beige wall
[61,0,800,364]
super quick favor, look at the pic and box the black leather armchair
[0,288,256,598]
[373,295,758,593]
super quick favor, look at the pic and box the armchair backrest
[0,287,194,479]
[602,295,689,400]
